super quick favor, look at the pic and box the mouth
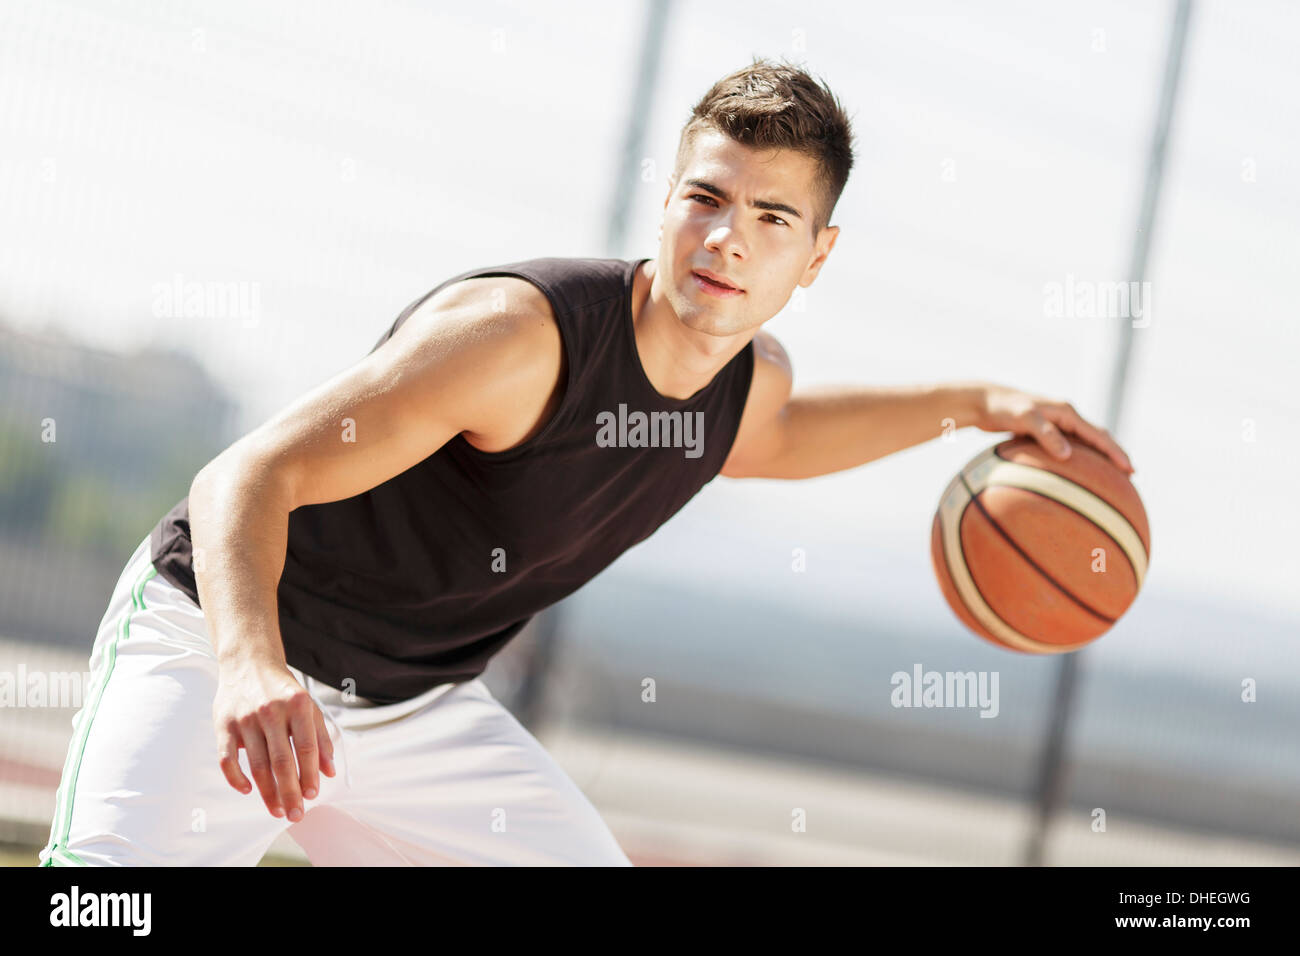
[691,270,744,297]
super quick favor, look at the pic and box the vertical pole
[1022,0,1194,867]
[521,0,675,731]
[604,0,676,258]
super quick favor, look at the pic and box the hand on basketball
[972,383,1135,475]
[213,661,337,821]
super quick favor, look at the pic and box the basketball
[930,435,1151,653]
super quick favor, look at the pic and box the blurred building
[0,322,237,646]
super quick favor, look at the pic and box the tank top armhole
[448,269,575,463]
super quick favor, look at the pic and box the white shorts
[38,535,631,867]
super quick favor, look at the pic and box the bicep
[214,281,552,510]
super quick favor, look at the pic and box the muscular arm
[720,334,1130,479]
[190,277,560,668]
[752,381,985,480]
[191,276,563,820]
[719,331,984,481]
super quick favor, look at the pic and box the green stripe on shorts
[41,559,158,866]
[44,846,87,867]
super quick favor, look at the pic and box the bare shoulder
[719,328,794,478]
[227,273,567,512]
[392,274,564,454]
[745,329,794,418]
[392,274,560,376]
[397,275,556,346]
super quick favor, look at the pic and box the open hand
[973,383,1135,475]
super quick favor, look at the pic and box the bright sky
[1,0,1296,652]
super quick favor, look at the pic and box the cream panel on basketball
[932,441,1151,654]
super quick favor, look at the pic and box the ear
[800,225,840,287]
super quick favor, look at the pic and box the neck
[632,258,751,401]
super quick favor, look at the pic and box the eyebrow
[683,178,804,221]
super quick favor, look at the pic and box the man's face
[658,128,838,337]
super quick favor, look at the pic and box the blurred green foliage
[0,418,58,535]
[0,414,217,559]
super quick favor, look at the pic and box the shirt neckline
[623,257,714,409]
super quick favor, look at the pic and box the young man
[40,58,1133,867]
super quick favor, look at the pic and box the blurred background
[1,0,1297,866]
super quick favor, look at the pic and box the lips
[692,270,742,292]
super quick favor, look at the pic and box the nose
[705,221,746,261]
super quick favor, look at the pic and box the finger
[261,708,305,822]
[238,719,283,818]
[312,705,337,778]
[1030,411,1072,460]
[1050,405,1134,473]
[287,696,321,801]
[216,722,253,795]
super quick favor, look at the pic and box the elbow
[190,444,296,513]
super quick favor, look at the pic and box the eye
[690,194,789,227]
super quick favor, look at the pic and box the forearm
[760,381,985,480]
[189,451,295,671]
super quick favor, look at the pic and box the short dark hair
[673,56,856,237]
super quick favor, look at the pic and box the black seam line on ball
[959,471,1117,626]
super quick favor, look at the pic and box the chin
[667,287,739,335]
[682,312,737,336]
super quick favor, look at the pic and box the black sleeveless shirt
[149,256,756,703]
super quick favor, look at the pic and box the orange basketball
[930,435,1151,653]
